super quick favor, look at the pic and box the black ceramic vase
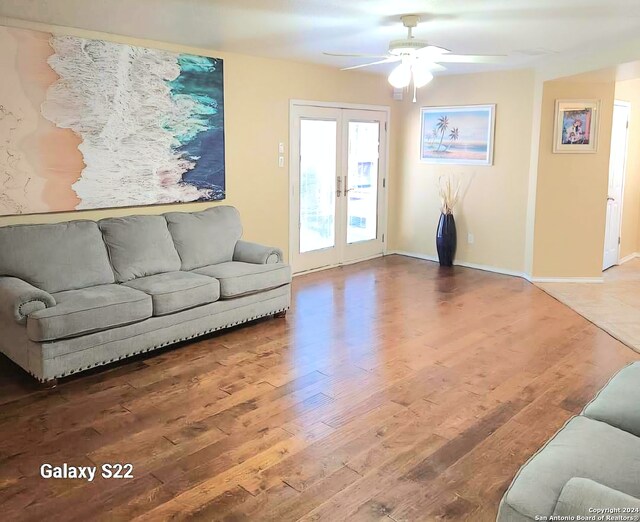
[436,212,457,267]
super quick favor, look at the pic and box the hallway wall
[532,79,616,278]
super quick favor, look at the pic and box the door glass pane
[347,121,379,243]
[300,119,337,253]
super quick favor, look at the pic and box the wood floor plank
[133,434,319,520]
[240,401,407,495]
[298,432,450,521]
[0,255,637,522]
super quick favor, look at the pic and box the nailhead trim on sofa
[33,307,288,382]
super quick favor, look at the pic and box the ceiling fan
[324,15,505,100]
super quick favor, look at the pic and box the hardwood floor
[0,255,637,521]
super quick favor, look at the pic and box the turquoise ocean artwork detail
[167,55,225,200]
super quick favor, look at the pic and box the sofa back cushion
[165,206,243,270]
[0,221,115,293]
[99,215,182,282]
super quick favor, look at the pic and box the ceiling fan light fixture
[412,66,434,88]
[325,14,505,96]
[388,63,411,88]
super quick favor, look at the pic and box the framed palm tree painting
[420,105,496,165]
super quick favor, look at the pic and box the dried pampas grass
[438,174,462,215]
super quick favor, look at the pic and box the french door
[290,103,388,273]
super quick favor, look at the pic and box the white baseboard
[619,252,640,265]
[299,250,607,284]
[456,260,527,280]
[292,253,384,277]
[389,251,527,279]
[390,250,438,263]
[529,277,604,284]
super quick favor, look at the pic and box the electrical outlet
[278,142,285,154]
[467,233,474,244]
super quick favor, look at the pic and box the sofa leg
[40,378,58,390]
[274,310,287,319]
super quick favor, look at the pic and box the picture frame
[420,104,496,166]
[553,99,600,153]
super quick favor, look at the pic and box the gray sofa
[0,206,291,383]
[498,362,640,521]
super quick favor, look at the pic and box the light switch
[278,156,285,168]
[278,142,285,154]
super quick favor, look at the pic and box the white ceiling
[561,60,640,83]
[1,0,640,75]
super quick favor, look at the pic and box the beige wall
[390,69,535,274]
[615,79,640,258]
[532,80,615,278]
[3,17,625,280]
[0,17,399,261]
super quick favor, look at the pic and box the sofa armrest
[0,277,56,325]
[233,240,283,264]
[553,478,640,519]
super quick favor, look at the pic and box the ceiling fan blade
[434,54,506,64]
[341,56,401,71]
[416,45,452,55]
[323,52,391,59]
[417,62,447,73]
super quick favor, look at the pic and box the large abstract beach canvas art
[0,26,225,216]
[420,105,495,166]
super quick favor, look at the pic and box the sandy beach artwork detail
[420,105,495,166]
[0,26,225,216]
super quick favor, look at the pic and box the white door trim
[288,100,391,272]
[290,99,392,114]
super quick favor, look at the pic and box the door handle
[336,176,341,198]
[607,197,615,201]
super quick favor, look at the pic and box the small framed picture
[553,99,600,153]
[420,104,496,166]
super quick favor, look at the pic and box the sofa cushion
[165,206,243,270]
[124,272,220,316]
[553,478,640,519]
[0,220,114,293]
[99,216,181,282]
[27,284,152,342]
[193,262,291,298]
[500,416,640,521]
[583,362,640,437]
